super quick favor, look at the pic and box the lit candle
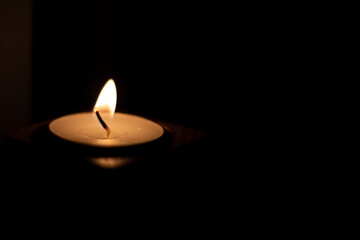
[49,79,164,147]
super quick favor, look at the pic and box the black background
[32,1,234,135]
[4,0,297,175]
[1,1,316,226]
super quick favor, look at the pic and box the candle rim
[49,112,164,148]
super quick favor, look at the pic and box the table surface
[3,117,211,188]
[2,115,282,210]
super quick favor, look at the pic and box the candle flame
[94,79,117,120]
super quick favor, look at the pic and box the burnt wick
[95,111,111,138]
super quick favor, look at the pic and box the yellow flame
[93,79,117,119]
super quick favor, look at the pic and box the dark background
[0,0,236,205]
[1,0,290,167]
[1,1,313,226]
[0,0,239,184]
[1,1,304,149]
[32,0,231,134]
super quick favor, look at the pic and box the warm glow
[93,79,117,119]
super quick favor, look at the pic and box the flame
[93,79,117,120]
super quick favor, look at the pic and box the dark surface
[1,115,243,228]
[2,116,220,193]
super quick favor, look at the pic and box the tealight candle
[49,79,164,147]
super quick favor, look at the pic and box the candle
[49,79,164,147]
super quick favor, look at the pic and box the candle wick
[95,111,111,138]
